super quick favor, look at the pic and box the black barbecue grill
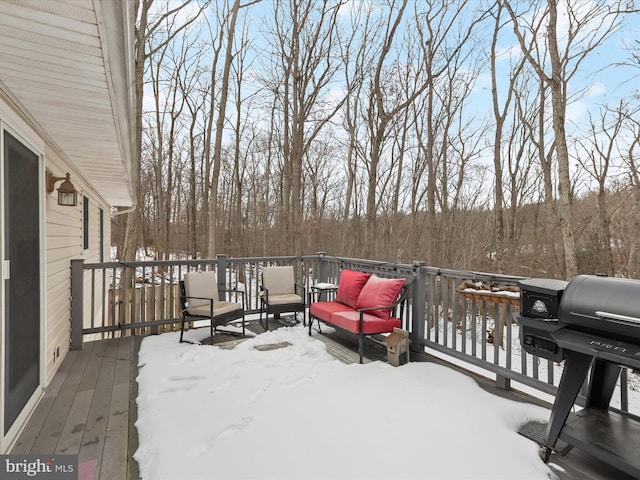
[516,275,640,477]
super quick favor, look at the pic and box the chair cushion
[329,310,401,334]
[184,271,219,307]
[335,270,371,308]
[266,293,303,306]
[355,274,405,319]
[187,300,242,317]
[263,266,295,295]
[309,301,352,322]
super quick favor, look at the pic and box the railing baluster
[461,297,467,354]
[471,299,477,358]
[481,301,488,361]
[494,304,500,366]
[141,265,147,329]
[101,268,107,336]
[434,276,440,344]
[442,275,448,348]
[90,269,96,331]
[111,266,117,334]
[506,304,512,370]
[450,277,457,351]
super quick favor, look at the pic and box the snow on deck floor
[134,325,556,479]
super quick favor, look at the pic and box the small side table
[308,284,338,334]
[309,283,338,303]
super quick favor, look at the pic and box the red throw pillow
[335,270,371,307]
[355,274,405,319]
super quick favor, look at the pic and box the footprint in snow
[160,382,197,394]
[284,375,311,389]
[187,417,254,458]
[166,375,205,382]
[216,417,252,439]
[240,387,267,405]
[208,375,239,395]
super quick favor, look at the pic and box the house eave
[0,0,137,207]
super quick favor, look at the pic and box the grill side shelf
[552,329,640,371]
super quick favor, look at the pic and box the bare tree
[338,1,384,256]
[262,0,348,255]
[503,85,540,273]
[362,0,410,259]
[226,14,259,257]
[411,0,488,263]
[117,0,208,264]
[488,1,527,272]
[618,106,640,276]
[180,52,208,258]
[206,0,260,257]
[573,103,629,275]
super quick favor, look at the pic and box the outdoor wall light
[47,170,78,206]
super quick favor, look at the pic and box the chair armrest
[182,295,215,302]
[221,289,246,308]
[221,288,244,295]
[181,296,214,315]
[357,305,396,313]
[259,285,269,304]
[356,283,409,330]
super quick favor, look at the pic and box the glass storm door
[3,131,40,434]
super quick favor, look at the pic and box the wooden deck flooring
[10,335,140,480]
[9,320,636,479]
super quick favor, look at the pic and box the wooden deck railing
[70,253,634,412]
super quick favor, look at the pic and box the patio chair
[259,265,306,330]
[179,270,245,343]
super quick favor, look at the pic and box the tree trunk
[547,0,577,278]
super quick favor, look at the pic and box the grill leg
[586,360,621,409]
[541,350,592,462]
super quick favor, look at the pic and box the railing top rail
[315,255,415,272]
[82,254,529,285]
[421,266,527,284]
[83,255,307,270]
[83,259,217,269]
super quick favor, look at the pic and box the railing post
[316,252,328,284]
[314,252,329,302]
[496,305,511,390]
[411,261,427,355]
[217,254,227,301]
[71,258,84,351]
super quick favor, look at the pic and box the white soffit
[0,0,135,207]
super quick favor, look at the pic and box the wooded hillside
[113,0,640,280]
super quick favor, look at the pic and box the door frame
[0,100,47,453]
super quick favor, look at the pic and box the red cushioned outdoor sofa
[308,269,410,363]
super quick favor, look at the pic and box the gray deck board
[78,337,119,479]
[9,323,635,480]
[100,337,134,480]
[29,342,94,454]
[55,341,106,455]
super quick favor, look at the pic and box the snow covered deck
[9,320,636,479]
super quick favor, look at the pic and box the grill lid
[560,275,640,342]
